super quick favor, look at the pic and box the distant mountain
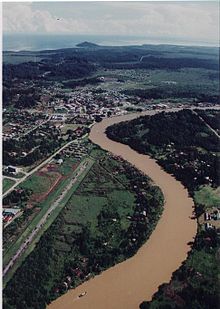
[76,41,100,48]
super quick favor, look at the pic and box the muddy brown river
[48,109,197,309]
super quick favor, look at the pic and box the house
[57,159,63,165]
[214,210,220,220]
[204,212,210,221]
[6,166,17,174]
[205,223,213,230]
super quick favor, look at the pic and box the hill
[76,41,100,48]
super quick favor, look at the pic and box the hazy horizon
[3,1,219,51]
[3,33,219,52]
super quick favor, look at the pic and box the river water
[48,109,197,309]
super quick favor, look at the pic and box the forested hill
[3,44,219,70]
[3,43,219,108]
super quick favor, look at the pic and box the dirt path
[192,109,220,139]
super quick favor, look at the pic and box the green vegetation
[140,228,219,309]
[197,109,220,134]
[96,68,219,103]
[3,178,16,193]
[3,52,43,64]
[20,172,59,197]
[194,186,220,210]
[57,158,78,176]
[3,44,219,110]
[3,158,94,286]
[3,147,164,309]
[3,123,63,167]
[105,109,220,309]
[3,42,219,309]
[107,109,220,193]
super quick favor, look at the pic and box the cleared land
[3,179,16,193]
[3,157,94,286]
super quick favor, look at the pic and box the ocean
[3,33,217,52]
[3,34,152,51]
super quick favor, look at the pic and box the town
[2,41,220,309]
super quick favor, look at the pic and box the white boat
[78,291,87,298]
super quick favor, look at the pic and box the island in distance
[76,41,100,48]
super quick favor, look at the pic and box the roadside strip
[3,157,94,287]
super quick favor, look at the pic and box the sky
[2,1,220,45]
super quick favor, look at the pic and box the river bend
[48,109,197,309]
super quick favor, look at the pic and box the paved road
[139,55,149,62]
[17,117,51,141]
[3,160,90,278]
[3,139,79,198]
[192,110,220,139]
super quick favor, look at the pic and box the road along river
[48,109,197,309]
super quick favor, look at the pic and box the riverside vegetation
[106,109,220,309]
[3,147,164,309]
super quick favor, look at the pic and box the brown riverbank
[48,110,197,309]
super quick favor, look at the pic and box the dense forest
[123,87,220,103]
[3,43,219,109]
[3,57,95,82]
[107,109,220,193]
[106,109,220,308]
[3,125,62,167]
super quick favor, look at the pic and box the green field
[61,124,81,134]
[53,154,136,255]
[57,158,78,176]
[3,158,94,286]
[20,172,58,196]
[194,185,220,209]
[94,68,219,96]
[3,178,16,193]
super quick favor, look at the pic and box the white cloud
[3,3,89,34]
[3,2,219,45]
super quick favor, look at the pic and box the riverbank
[48,110,197,309]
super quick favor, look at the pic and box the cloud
[3,2,219,45]
[3,3,89,34]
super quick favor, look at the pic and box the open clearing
[3,179,16,193]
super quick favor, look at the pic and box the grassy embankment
[3,147,164,309]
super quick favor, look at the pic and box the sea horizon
[3,33,219,52]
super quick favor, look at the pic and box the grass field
[61,124,82,134]
[3,179,16,193]
[57,158,78,176]
[194,185,220,209]
[93,68,219,97]
[54,150,136,256]
[3,159,82,257]
[20,172,59,195]
[3,158,94,286]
